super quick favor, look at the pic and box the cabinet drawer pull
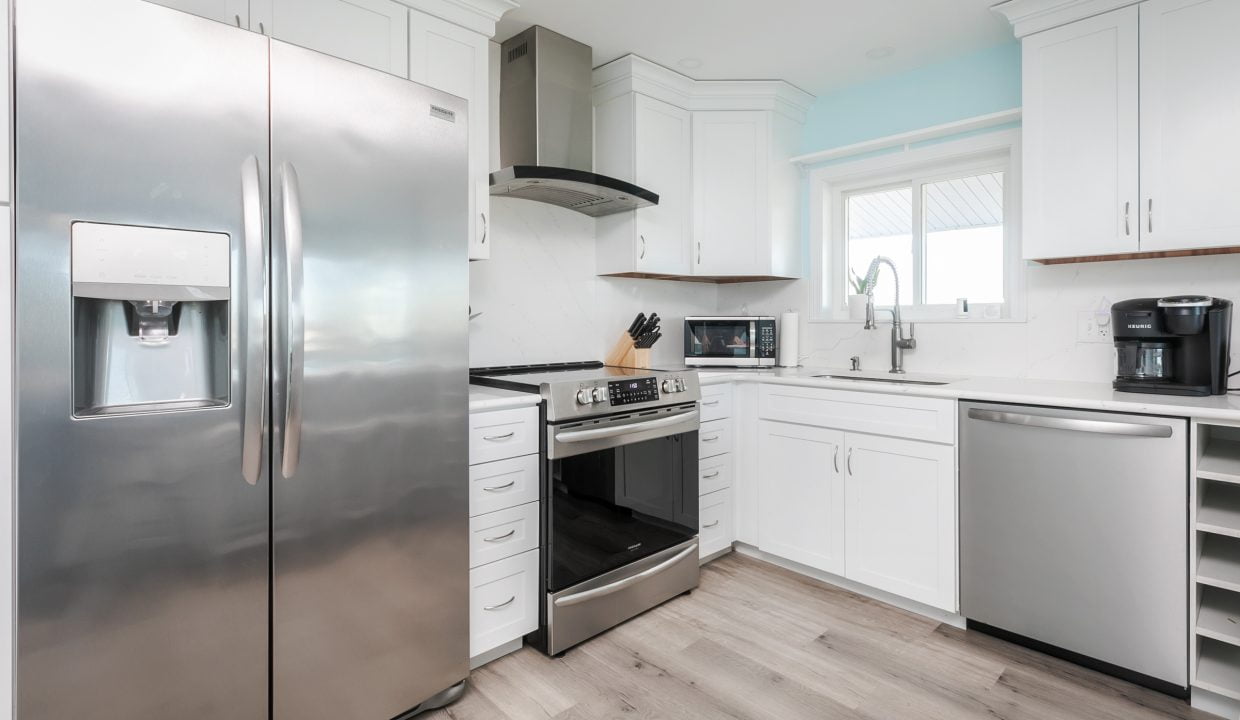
[483,596,515,611]
[483,529,516,543]
[703,436,720,443]
[482,480,516,492]
[483,431,515,442]
[703,471,720,479]
[703,520,720,529]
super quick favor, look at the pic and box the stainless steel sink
[812,374,951,386]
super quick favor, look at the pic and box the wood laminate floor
[427,552,1211,720]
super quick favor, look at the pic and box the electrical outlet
[1076,310,1113,343]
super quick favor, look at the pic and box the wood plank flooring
[427,552,1212,720]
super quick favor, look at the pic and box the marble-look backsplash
[717,253,1240,382]
[468,198,718,369]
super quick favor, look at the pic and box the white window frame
[809,129,1024,323]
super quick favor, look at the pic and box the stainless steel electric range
[470,362,702,655]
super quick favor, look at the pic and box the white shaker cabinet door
[1138,0,1240,251]
[258,0,409,78]
[692,111,768,276]
[409,12,491,260]
[1021,6,1139,260]
[843,433,956,612]
[756,421,845,575]
[632,94,692,275]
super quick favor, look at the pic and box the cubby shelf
[1199,438,1240,485]
[1196,638,1240,702]
[1198,586,1240,648]
[1199,483,1240,539]
[1199,535,1240,594]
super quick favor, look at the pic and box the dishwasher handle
[966,408,1173,438]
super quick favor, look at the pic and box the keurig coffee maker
[1112,296,1232,396]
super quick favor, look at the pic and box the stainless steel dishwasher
[959,402,1188,695]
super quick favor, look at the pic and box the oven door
[684,318,757,366]
[547,404,699,595]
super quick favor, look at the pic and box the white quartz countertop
[694,366,1240,422]
[468,385,540,413]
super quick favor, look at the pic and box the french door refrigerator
[14,1,470,718]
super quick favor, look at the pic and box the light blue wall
[800,42,1022,154]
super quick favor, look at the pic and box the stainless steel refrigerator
[14,0,470,718]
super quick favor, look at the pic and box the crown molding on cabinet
[593,54,815,124]
[397,0,518,37]
[991,0,1142,37]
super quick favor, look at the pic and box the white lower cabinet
[844,434,956,611]
[468,549,538,658]
[699,488,733,558]
[756,421,845,575]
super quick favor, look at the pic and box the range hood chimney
[490,26,658,217]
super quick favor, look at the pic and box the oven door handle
[554,410,699,444]
[553,543,699,608]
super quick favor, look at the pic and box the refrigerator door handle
[240,155,267,486]
[281,162,306,479]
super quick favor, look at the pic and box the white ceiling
[494,0,1015,98]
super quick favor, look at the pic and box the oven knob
[662,379,673,393]
[576,389,592,405]
[592,387,606,403]
[675,378,686,392]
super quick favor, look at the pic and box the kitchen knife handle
[281,162,306,480]
[240,156,268,487]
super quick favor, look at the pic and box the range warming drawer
[959,401,1188,694]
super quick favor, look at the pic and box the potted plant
[847,271,869,321]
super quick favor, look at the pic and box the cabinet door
[844,434,956,611]
[261,0,409,77]
[1021,6,1139,260]
[409,12,491,260]
[692,111,768,276]
[145,0,250,27]
[757,421,844,575]
[1139,0,1240,251]
[634,94,692,274]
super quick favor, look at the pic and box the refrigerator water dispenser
[71,222,231,416]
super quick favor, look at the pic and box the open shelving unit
[1193,423,1240,713]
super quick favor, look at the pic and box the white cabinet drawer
[700,384,734,422]
[698,419,733,459]
[759,384,954,444]
[699,454,732,496]
[469,406,539,465]
[469,502,539,569]
[470,454,540,517]
[699,488,733,560]
[470,549,539,658]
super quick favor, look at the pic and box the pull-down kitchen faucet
[862,256,916,374]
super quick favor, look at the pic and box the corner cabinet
[595,93,693,276]
[1014,0,1240,260]
[407,12,492,259]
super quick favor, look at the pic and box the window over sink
[811,129,1024,322]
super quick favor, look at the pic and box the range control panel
[608,377,659,406]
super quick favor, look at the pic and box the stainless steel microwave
[684,316,776,367]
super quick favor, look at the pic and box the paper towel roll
[779,311,799,367]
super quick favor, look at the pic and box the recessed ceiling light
[866,46,895,60]
[677,57,703,69]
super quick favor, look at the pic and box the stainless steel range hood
[491,26,658,217]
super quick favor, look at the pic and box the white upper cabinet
[145,0,250,27]
[408,11,491,259]
[595,93,693,276]
[843,433,956,612]
[757,421,845,575]
[1021,6,1139,260]
[1014,0,1240,260]
[1138,0,1240,252]
[693,111,768,276]
[257,0,410,77]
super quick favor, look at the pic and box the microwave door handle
[240,156,268,487]
[554,410,699,443]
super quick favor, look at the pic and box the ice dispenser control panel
[72,222,230,301]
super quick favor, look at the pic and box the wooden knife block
[604,333,651,369]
